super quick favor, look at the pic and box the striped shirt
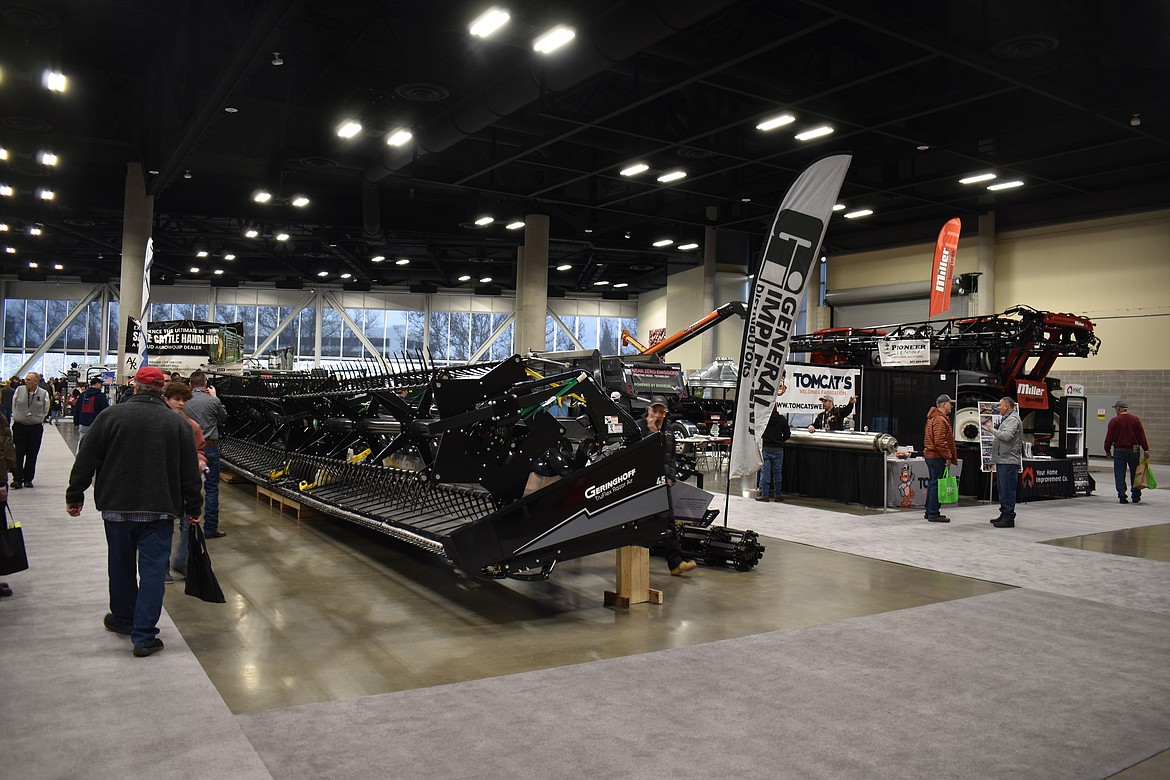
[102,511,173,524]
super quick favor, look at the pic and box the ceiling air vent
[396,83,450,102]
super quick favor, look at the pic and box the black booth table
[957,448,1093,501]
[780,431,899,507]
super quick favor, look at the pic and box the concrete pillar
[515,214,549,354]
[700,224,717,368]
[975,211,996,315]
[98,285,110,364]
[116,163,154,385]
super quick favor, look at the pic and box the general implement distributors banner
[776,364,860,429]
[929,218,961,317]
[123,319,246,376]
[729,154,852,479]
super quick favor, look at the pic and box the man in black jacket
[65,366,203,657]
[757,401,791,502]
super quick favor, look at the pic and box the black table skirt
[782,446,886,507]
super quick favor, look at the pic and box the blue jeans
[1113,448,1142,499]
[996,463,1020,522]
[171,517,190,575]
[925,457,946,517]
[758,448,784,497]
[204,444,220,533]
[104,517,173,647]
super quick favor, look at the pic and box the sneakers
[755,495,770,502]
[103,613,132,635]
[992,519,1015,528]
[670,560,698,576]
[164,572,174,584]
[1119,496,1129,504]
[925,514,950,523]
[133,638,164,657]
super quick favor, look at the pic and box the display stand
[220,471,249,484]
[256,485,318,520]
[603,546,663,608]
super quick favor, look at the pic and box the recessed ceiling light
[39,151,58,166]
[275,231,290,241]
[795,125,834,141]
[656,170,686,183]
[479,276,493,284]
[469,7,510,38]
[756,113,795,131]
[386,129,413,147]
[340,272,352,279]
[593,280,609,286]
[336,120,362,139]
[677,243,699,251]
[832,204,846,211]
[474,215,494,226]
[224,107,238,113]
[843,209,873,219]
[28,261,38,268]
[148,169,160,175]
[959,173,997,184]
[317,270,329,277]
[556,264,572,271]
[533,25,575,54]
[916,144,930,151]
[652,239,673,247]
[43,70,67,92]
[584,228,593,233]
[987,180,1024,191]
[29,227,42,235]
[613,282,629,288]
[458,274,472,282]
[224,254,236,261]
[244,229,259,238]
[0,223,7,231]
[213,269,224,275]
[291,195,310,207]
[505,221,525,230]
[196,250,208,258]
[371,255,385,263]
[0,185,13,196]
[253,190,272,203]
[189,266,200,273]
[37,188,55,201]
[53,263,64,270]
[0,148,7,160]
[395,258,410,265]
[620,163,649,176]
[4,246,14,254]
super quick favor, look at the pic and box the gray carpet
[238,589,1170,780]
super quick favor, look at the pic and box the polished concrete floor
[1044,523,1170,563]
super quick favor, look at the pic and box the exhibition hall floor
[2,424,1168,779]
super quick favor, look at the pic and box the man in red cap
[66,366,204,657]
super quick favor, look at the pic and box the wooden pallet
[256,485,318,520]
[220,471,249,483]
[603,546,663,608]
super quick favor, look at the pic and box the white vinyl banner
[729,155,852,479]
[877,338,931,366]
[776,364,860,429]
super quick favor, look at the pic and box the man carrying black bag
[65,366,203,657]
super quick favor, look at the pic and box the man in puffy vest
[74,376,110,443]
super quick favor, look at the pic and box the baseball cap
[818,396,831,402]
[1113,400,1128,409]
[89,376,103,386]
[648,395,669,409]
[133,366,166,388]
[936,394,955,405]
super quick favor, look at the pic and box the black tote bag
[0,503,29,576]
[184,522,226,603]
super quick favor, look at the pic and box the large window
[2,296,113,378]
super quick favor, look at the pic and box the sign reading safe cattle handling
[124,319,246,375]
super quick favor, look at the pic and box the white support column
[97,285,110,364]
[115,163,154,385]
[515,215,550,353]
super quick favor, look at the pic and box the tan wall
[827,237,979,289]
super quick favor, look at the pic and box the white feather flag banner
[728,154,852,479]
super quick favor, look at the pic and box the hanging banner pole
[928,218,961,317]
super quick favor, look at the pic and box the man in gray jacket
[984,396,1024,528]
[10,372,51,489]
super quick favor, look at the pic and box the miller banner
[928,217,961,317]
[123,319,246,375]
[729,154,852,479]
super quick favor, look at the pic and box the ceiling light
[0,223,8,231]
[4,246,14,254]
[253,190,272,203]
[756,113,795,131]
[620,163,649,177]
[959,173,997,185]
[196,250,208,258]
[395,258,410,265]
[224,107,238,114]
[291,195,310,207]
[340,272,352,279]
[677,243,699,251]
[271,52,283,66]
[148,169,160,175]
[533,25,575,54]
[584,228,593,233]
[371,255,385,263]
[39,151,58,166]
[656,170,686,183]
[53,263,63,271]
[613,282,629,288]
[987,180,1024,191]
[0,147,7,160]
[189,267,200,273]
[183,170,192,179]
[275,231,290,241]
[479,276,493,284]
[0,185,12,196]
[213,269,224,275]
[843,209,873,219]
[832,204,846,211]
[244,229,259,238]
[317,271,329,277]
[43,70,67,92]
[37,188,55,201]
[336,120,362,139]
[28,261,38,268]
[385,129,413,147]
[474,215,494,226]
[29,226,42,235]
[458,274,472,282]
[795,125,834,141]
[917,144,930,151]
[593,280,609,286]
[469,7,510,37]
[556,264,572,271]
[1130,113,1141,127]
[652,239,673,247]
[224,253,236,261]
[505,221,525,230]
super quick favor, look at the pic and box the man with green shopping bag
[922,394,959,523]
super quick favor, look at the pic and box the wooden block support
[603,546,664,608]
[256,485,318,520]
[220,471,249,484]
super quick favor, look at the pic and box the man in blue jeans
[66,366,203,657]
[922,394,958,522]
[1103,400,1149,504]
[985,397,1024,528]
[184,370,228,537]
[756,400,791,502]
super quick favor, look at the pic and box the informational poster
[979,400,999,473]
[877,338,931,366]
[776,363,860,429]
[124,319,246,376]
